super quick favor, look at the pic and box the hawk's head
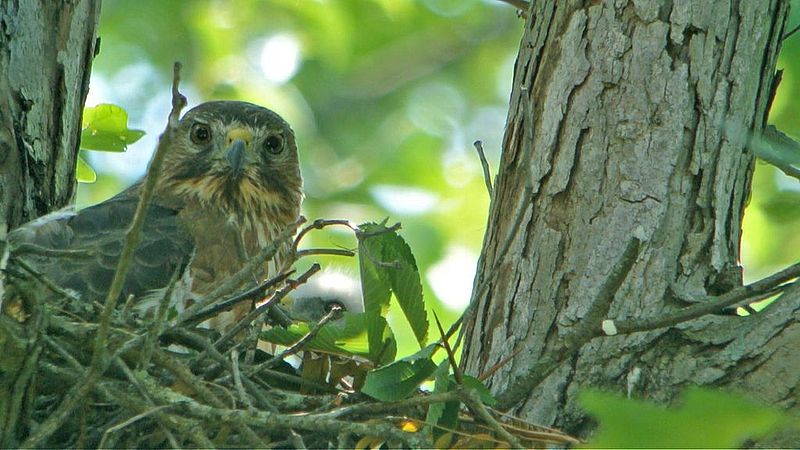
[158,101,303,223]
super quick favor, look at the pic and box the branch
[609,260,800,335]
[473,140,493,197]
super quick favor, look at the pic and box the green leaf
[425,360,460,439]
[358,222,429,348]
[260,312,374,357]
[461,375,496,406]
[361,343,438,401]
[81,103,145,152]
[580,387,790,448]
[76,154,97,183]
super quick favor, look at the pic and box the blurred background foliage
[79,0,800,355]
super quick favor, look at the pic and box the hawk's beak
[225,128,252,176]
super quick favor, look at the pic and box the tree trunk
[0,1,100,445]
[0,0,100,232]
[462,0,795,441]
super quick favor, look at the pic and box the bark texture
[0,0,100,233]
[0,1,100,445]
[462,0,795,441]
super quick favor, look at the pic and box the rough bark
[0,0,100,233]
[462,0,795,441]
[0,1,100,445]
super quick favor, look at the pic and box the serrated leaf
[580,387,790,448]
[260,313,372,357]
[361,343,438,401]
[76,155,96,183]
[81,103,144,152]
[358,222,428,348]
[461,375,496,406]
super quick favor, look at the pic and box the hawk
[6,101,303,326]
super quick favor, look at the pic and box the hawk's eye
[190,123,212,145]
[263,134,284,154]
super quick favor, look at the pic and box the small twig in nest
[250,303,341,375]
[213,263,321,352]
[176,216,305,324]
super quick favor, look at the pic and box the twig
[289,430,307,449]
[138,375,431,448]
[12,243,93,259]
[318,391,461,419]
[231,349,255,412]
[292,218,359,255]
[97,405,175,449]
[176,216,305,324]
[783,24,800,41]
[250,302,340,375]
[213,263,321,352]
[759,124,800,181]
[13,257,81,303]
[460,387,524,449]
[473,140,493,197]
[478,345,524,381]
[611,260,800,335]
[21,62,187,449]
[434,311,462,384]
[295,248,356,259]
[139,265,183,369]
[182,270,294,326]
[564,237,640,348]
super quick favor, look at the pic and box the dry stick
[250,303,340,376]
[292,218,359,255]
[611,259,800,335]
[12,243,93,258]
[139,265,183,369]
[111,357,182,449]
[13,257,82,303]
[97,405,175,449]
[151,348,268,447]
[434,311,463,385]
[183,270,294,326]
[453,91,537,352]
[318,391,462,420]
[177,216,305,324]
[42,337,183,448]
[473,140,493,196]
[461,387,524,449]
[21,62,187,449]
[295,248,356,259]
[230,349,255,412]
[138,375,431,448]
[213,263,321,352]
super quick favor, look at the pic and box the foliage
[580,387,795,448]
[78,103,144,182]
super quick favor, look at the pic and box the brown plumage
[7,101,303,326]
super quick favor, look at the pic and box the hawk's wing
[8,189,195,305]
